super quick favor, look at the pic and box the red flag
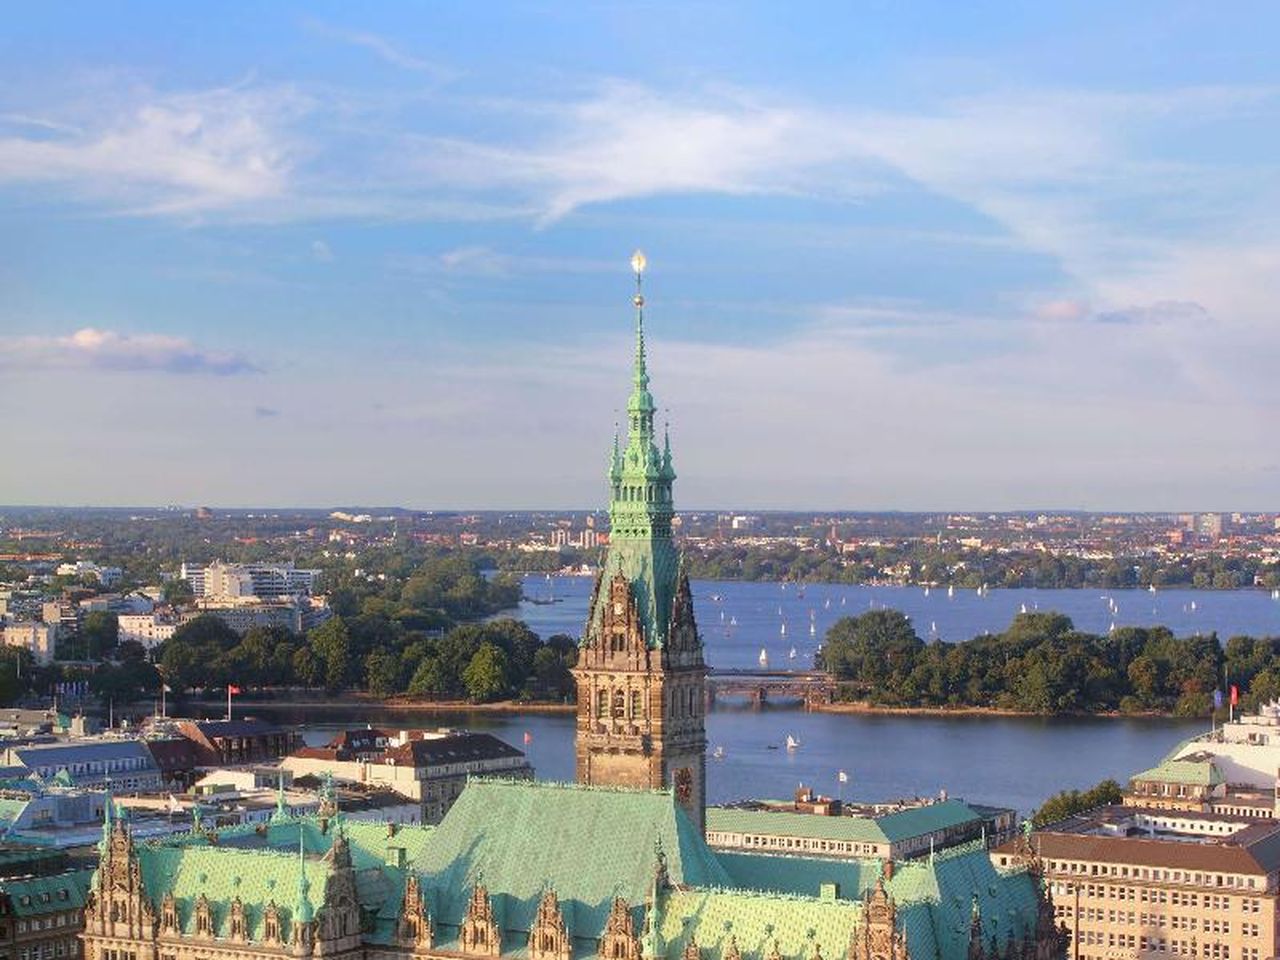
[1230,685,1239,706]
[228,684,242,695]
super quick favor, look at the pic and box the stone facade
[573,257,707,832]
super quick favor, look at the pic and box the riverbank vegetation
[1031,778,1124,827]
[682,542,1278,590]
[818,608,1280,716]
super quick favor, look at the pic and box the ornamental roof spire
[628,250,655,422]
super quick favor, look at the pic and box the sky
[2,1,1278,511]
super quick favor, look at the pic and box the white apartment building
[117,613,179,650]
[180,561,320,599]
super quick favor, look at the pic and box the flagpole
[226,685,231,722]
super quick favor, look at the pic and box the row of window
[1047,861,1260,890]
[16,940,75,960]
[1053,881,1262,910]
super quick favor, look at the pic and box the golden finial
[631,249,646,307]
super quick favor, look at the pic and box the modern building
[573,258,707,831]
[180,562,320,600]
[173,719,301,767]
[706,799,998,861]
[997,805,1280,960]
[281,729,532,823]
[54,562,122,587]
[182,596,331,635]
[1,742,161,792]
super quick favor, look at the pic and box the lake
[262,703,1202,818]
[513,574,1280,670]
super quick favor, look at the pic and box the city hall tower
[573,251,707,831]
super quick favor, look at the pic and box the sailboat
[1109,621,1116,633]
[840,596,846,606]
[720,609,725,622]
[1149,584,1157,594]
[930,621,937,635]
[924,586,930,597]
[1019,603,1027,614]
[780,622,787,637]
[777,605,783,616]
[789,646,797,660]
[824,598,831,609]
[758,648,769,668]
[1191,600,1198,612]
[1273,589,1280,601]
[947,585,955,598]
[713,746,725,760]
[809,622,816,637]
[785,735,800,751]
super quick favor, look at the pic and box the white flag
[837,770,849,784]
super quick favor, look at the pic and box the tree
[162,578,194,606]
[308,617,351,694]
[1031,778,1123,827]
[364,649,402,699]
[462,643,510,702]
[292,647,321,688]
[81,611,119,659]
[408,656,448,698]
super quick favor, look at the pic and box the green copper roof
[136,844,329,938]
[2,869,92,917]
[1131,758,1224,787]
[414,779,729,935]
[587,274,682,649]
[715,844,1038,960]
[706,801,981,847]
[656,886,861,960]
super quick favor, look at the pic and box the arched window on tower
[597,689,608,718]
[612,689,626,718]
[630,689,642,719]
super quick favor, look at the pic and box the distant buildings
[172,718,301,767]
[54,561,121,587]
[182,595,330,634]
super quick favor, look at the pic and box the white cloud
[0,328,259,375]
[0,82,305,214]
[303,20,455,80]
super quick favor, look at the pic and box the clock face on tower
[674,766,693,803]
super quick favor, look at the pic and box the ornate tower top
[587,251,681,648]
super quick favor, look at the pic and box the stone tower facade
[573,252,707,832]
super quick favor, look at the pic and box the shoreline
[199,694,1177,722]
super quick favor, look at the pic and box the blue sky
[2,2,1278,509]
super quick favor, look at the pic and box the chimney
[883,859,895,881]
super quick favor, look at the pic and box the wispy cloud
[302,19,455,81]
[310,239,334,262]
[253,405,280,418]
[0,81,306,215]
[0,328,259,375]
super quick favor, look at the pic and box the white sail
[758,648,768,667]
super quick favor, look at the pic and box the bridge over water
[705,669,835,710]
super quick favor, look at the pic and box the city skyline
[3,2,1279,510]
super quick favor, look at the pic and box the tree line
[818,608,1280,716]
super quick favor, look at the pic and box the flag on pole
[228,684,241,695]
[1214,689,1224,710]
[837,770,849,784]
[1231,685,1239,706]
[162,684,172,693]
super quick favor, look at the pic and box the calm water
[257,704,1202,818]
[514,575,1280,670]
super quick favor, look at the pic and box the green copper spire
[99,781,113,852]
[585,251,682,647]
[295,833,313,924]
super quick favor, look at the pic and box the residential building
[115,613,178,650]
[280,729,531,823]
[0,624,56,666]
[0,869,92,960]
